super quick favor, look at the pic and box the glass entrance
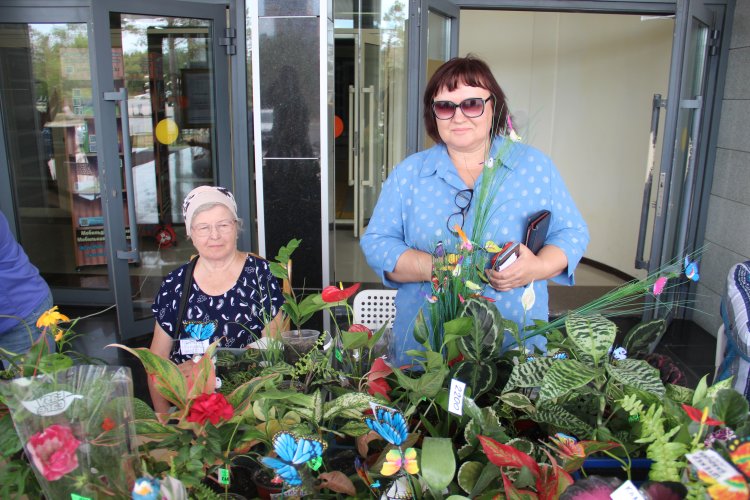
[90,0,231,338]
[644,1,716,322]
[0,19,108,291]
[332,0,409,282]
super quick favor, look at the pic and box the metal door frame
[91,0,232,338]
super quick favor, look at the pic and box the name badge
[180,338,209,356]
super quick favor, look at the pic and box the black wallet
[524,210,551,254]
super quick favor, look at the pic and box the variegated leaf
[605,358,665,398]
[539,359,598,401]
[502,357,556,393]
[499,392,535,413]
[533,403,595,439]
[453,360,497,398]
[622,319,666,353]
[458,299,503,360]
[566,314,616,365]
[458,461,484,495]
[665,383,694,404]
[322,391,375,420]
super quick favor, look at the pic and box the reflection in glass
[113,14,218,318]
[332,0,409,280]
[0,23,107,288]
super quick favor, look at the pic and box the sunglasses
[432,96,493,120]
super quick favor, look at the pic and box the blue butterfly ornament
[260,432,326,486]
[684,256,700,282]
[365,405,409,447]
[183,320,217,341]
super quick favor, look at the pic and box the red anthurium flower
[448,353,464,368]
[348,323,372,339]
[321,283,361,303]
[682,404,724,426]
[367,377,392,400]
[366,357,393,400]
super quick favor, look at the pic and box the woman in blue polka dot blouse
[360,55,589,367]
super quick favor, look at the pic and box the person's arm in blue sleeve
[360,169,432,287]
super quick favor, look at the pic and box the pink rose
[27,424,81,481]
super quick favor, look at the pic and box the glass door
[411,0,458,152]
[0,7,112,299]
[639,0,716,321]
[90,0,231,339]
[332,0,409,282]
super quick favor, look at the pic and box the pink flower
[27,424,81,481]
[187,393,235,425]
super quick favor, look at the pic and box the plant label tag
[71,494,92,500]
[448,379,466,416]
[686,449,739,482]
[180,338,208,356]
[21,391,83,416]
[610,480,644,500]
[218,468,230,485]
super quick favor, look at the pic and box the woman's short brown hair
[423,55,509,144]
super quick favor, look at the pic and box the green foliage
[422,437,457,493]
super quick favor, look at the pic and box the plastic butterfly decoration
[260,431,326,486]
[183,320,217,341]
[548,433,585,459]
[382,448,419,477]
[354,456,381,495]
[684,256,700,282]
[453,225,473,251]
[611,347,628,361]
[366,405,409,447]
[653,276,668,296]
[365,405,420,477]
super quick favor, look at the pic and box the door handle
[348,85,356,187]
[361,85,375,187]
[634,93,666,270]
[104,87,139,262]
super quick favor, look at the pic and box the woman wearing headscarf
[148,186,284,412]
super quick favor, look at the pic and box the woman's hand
[486,244,568,291]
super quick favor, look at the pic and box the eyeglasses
[447,188,473,233]
[432,96,493,120]
[191,219,236,237]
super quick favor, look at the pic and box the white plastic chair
[353,289,397,330]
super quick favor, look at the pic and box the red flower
[366,357,393,401]
[27,424,81,481]
[682,404,724,426]
[187,393,235,425]
[367,378,392,400]
[448,353,464,367]
[347,323,372,339]
[321,283,360,303]
[101,417,116,432]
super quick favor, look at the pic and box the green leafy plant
[502,314,666,447]
[113,341,268,493]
